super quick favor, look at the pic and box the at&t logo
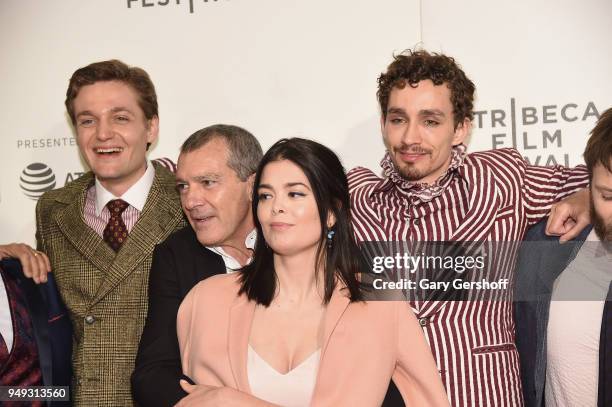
[19,163,57,200]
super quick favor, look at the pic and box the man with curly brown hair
[348,49,591,406]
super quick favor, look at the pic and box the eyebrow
[258,182,310,190]
[386,107,446,118]
[386,107,407,116]
[75,107,135,118]
[594,184,612,193]
[75,110,94,119]
[175,174,221,183]
[110,106,135,115]
[194,174,221,181]
[419,109,445,118]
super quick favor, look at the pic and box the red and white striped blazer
[348,148,588,407]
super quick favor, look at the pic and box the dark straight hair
[238,138,363,305]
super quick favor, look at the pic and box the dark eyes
[175,180,216,193]
[258,193,271,200]
[387,117,439,126]
[257,191,306,200]
[77,115,130,126]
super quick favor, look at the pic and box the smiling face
[176,137,254,249]
[257,159,324,257]
[590,161,612,242]
[73,80,158,196]
[382,80,469,185]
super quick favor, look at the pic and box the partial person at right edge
[515,107,612,407]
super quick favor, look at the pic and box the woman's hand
[174,380,278,407]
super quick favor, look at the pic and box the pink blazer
[177,273,450,406]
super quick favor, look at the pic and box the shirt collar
[207,229,257,272]
[94,160,155,215]
[374,144,467,202]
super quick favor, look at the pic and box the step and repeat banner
[421,0,611,167]
[1,0,610,244]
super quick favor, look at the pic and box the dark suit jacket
[1,259,73,406]
[131,226,225,407]
[514,219,611,407]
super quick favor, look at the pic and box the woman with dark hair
[176,138,448,406]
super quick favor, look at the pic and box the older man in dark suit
[131,124,262,407]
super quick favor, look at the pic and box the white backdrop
[422,0,612,166]
[1,0,611,244]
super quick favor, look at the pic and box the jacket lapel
[450,159,499,242]
[91,166,184,305]
[2,261,54,385]
[21,277,53,385]
[53,174,117,274]
[534,227,592,403]
[320,285,350,359]
[228,295,255,393]
[310,283,350,400]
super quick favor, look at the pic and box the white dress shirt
[207,229,257,272]
[84,160,155,236]
[94,160,155,215]
[546,230,612,407]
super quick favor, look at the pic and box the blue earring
[327,230,335,248]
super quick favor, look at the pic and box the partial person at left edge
[0,245,72,407]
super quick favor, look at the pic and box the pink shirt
[83,161,155,236]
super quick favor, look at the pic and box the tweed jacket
[35,163,185,406]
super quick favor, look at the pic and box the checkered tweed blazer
[36,163,185,406]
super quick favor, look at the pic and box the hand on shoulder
[0,243,51,284]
